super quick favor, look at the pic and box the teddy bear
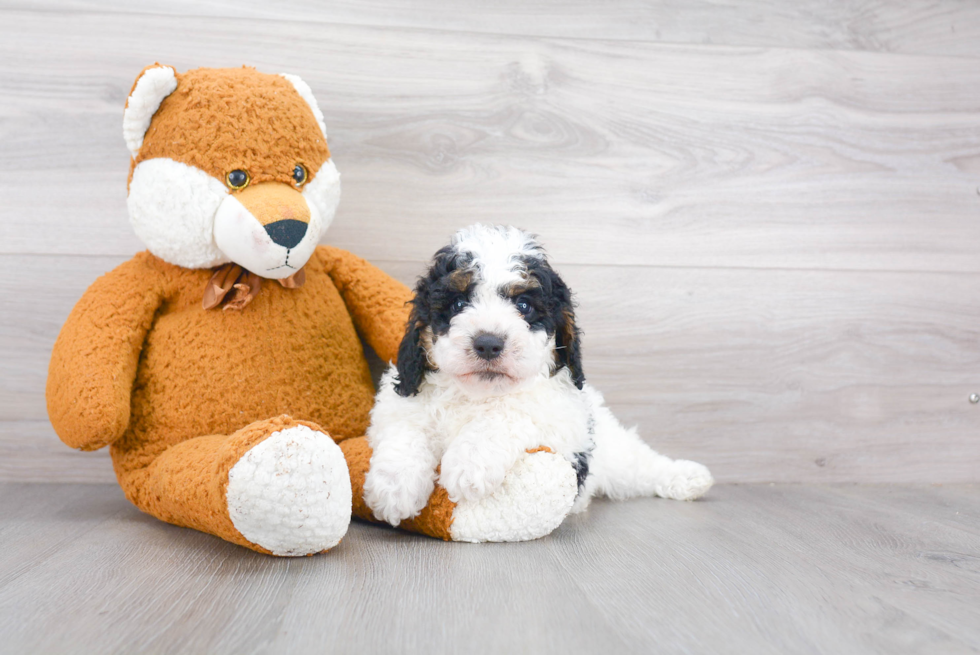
[45,65,579,555]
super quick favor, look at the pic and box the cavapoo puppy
[364,224,713,528]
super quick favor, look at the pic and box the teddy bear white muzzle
[128,157,340,274]
[213,183,323,280]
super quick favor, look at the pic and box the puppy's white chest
[423,374,592,457]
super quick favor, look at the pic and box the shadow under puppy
[362,224,713,540]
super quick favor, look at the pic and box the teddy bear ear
[123,64,178,159]
[278,73,328,139]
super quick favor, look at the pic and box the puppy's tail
[580,385,713,506]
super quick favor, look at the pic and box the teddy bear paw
[449,450,578,543]
[226,425,352,556]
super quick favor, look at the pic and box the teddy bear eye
[292,164,308,187]
[226,170,250,189]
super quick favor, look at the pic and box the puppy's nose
[264,219,308,249]
[473,333,506,361]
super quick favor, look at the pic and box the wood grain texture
[4,255,977,483]
[0,421,115,483]
[5,0,980,57]
[1,10,980,272]
[0,4,978,484]
[0,483,977,654]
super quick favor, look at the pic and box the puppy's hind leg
[582,386,713,503]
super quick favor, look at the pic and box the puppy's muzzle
[473,332,506,361]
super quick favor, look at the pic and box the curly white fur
[364,225,714,535]
[449,450,577,543]
[365,366,592,525]
[575,385,714,512]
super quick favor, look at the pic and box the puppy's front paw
[657,460,714,501]
[439,445,509,503]
[363,459,435,527]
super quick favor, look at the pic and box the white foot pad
[450,451,577,543]
[657,460,714,501]
[226,425,352,556]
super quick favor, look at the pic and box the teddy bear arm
[46,255,166,451]
[317,245,413,363]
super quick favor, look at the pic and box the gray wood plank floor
[0,483,977,654]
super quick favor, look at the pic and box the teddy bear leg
[112,416,352,555]
[341,437,577,542]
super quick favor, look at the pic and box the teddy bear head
[123,65,341,278]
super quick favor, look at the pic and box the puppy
[364,224,713,527]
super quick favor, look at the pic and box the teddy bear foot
[225,424,352,556]
[448,449,578,543]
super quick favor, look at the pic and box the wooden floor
[0,482,977,654]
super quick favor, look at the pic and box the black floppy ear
[555,292,585,389]
[394,312,428,397]
[540,263,584,389]
[394,245,456,397]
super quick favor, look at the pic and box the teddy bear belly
[124,302,376,449]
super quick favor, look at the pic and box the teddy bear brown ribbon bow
[202,263,306,311]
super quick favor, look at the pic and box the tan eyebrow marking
[502,276,541,297]
[419,325,436,368]
[447,269,473,292]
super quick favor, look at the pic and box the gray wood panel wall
[1,1,978,483]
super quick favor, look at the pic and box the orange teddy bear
[46,65,578,555]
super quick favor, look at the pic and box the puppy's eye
[226,169,250,189]
[515,297,531,315]
[293,164,307,187]
[451,297,468,314]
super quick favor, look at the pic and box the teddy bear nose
[473,333,506,361]
[264,219,308,249]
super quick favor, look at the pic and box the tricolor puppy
[364,225,713,527]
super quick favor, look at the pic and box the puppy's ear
[393,244,468,396]
[394,245,455,396]
[533,260,584,389]
[394,312,428,397]
[554,285,585,389]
